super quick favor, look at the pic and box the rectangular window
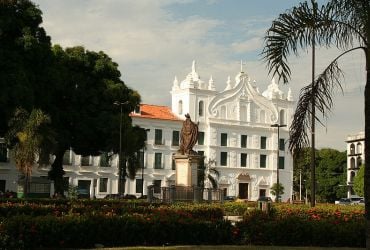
[241,153,247,167]
[198,151,204,157]
[0,143,7,162]
[138,151,145,168]
[99,178,108,192]
[0,180,5,192]
[136,179,143,194]
[220,152,227,166]
[153,180,161,194]
[81,156,91,166]
[198,132,205,145]
[155,129,163,145]
[29,183,50,193]
[279,156,285,169]
[279,138,285,151]
[260,136,267,149]
[241,135,247,148]
[154,153,162,169]
[100,152,110,167]
[221,133,227,146]
[63,150,71,165]
[172,130,180,146]
[260,155,267,168]
[172,157,176,170]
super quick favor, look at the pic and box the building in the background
[0,61,295,201]
[346,131,365,198]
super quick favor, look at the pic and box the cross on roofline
[240,60,247,73]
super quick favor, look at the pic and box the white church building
[0,61,294,201]
[129,61,294,201]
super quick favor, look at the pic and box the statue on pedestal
[178,113,198,155]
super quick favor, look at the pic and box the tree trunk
[48,148,66,195]
[121,156,127,195]
[364,48,369,248]
[23,174,29,198]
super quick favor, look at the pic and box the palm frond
[208,175,218,189]
[262,0,366,83]
[289,58,344,154]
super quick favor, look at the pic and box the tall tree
[45,45,142,194]
[316,148,347,202]
[5,108,54,197]
[262,0,369,245]
[293,148,311,201]
[0,0,52,136]
[354,164,365,197]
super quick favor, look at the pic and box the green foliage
[0,200,365,248]
[353,164,364,197]
[197,158,219,188]
[237,204,365,247]
[316,148,347,202]
[67,185,78,199]
[44,45,144,194]
[5,108,54,196]
[0,1,145,194]
[293,148,347,202]
[0,0,52,136]
[222,202,249,216]
[270,183,285,197]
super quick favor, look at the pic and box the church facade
[0,61,294,201]
[129,61,294,201]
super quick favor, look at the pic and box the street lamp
[271,123,286,202]
[142,128,150,198]
[114,101,129,196]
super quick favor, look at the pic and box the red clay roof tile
[130,104,182,121]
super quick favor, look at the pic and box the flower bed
[0,214,233,249]
[235,204,365,247]
[0,199,365,248]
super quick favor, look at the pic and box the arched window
[350,171,356,182]
[198,101,204,117]
[260,110,265,123]
[220,106,226,119]
[178,100,183,115]
[357,143,362,154]
[350,143,355,155]
[350,157,355,169]
[357,157,362,168]
[279,109,286,125]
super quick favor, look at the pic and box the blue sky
[33,0,365,150]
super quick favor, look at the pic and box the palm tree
[5,108,54,197]
[262,0,369,244]
[270,183,285,201]
[198,158,220,189]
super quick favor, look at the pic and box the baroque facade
[129,61,294,201]
[0,61,294,201]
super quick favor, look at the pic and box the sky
[33,0,365,151]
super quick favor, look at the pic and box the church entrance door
[238,183,248,199]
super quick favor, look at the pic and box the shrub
[0,214,233,248]
[236,205,365,247]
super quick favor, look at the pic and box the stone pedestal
[173,153,202,187]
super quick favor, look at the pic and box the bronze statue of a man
[178,113,198,155]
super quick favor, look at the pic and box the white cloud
[231,37,263,53]
[33,0,366,150]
